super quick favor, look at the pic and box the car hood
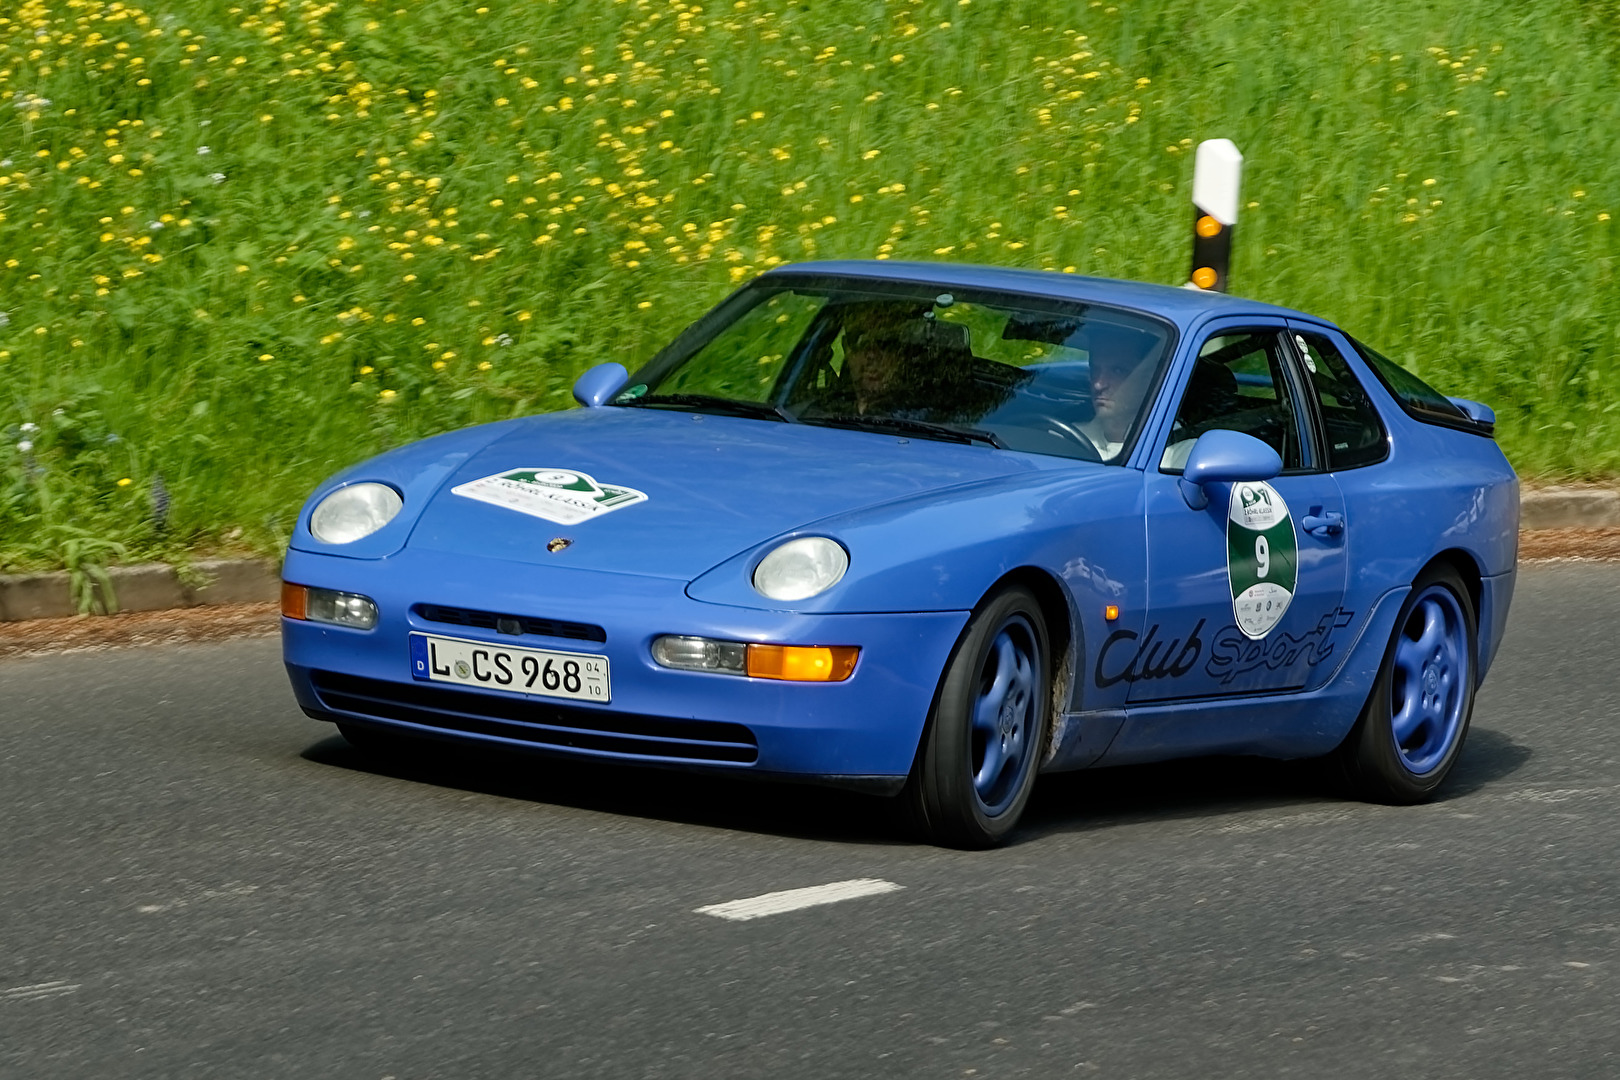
[405,407,1055,578]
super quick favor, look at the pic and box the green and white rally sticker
[452,467,647,525]
[1226,481,1298,639]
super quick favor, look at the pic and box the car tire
[906,586,1052,848]
[1335,563,1477,804]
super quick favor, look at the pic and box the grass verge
[1,0,1616,573]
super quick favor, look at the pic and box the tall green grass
[0,0,1616,573]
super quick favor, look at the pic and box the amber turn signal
[281,583,379,630]
[745,644,860,682]
[1104,604,1120,621]
[281,581,308,620]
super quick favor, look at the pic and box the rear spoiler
[1446,397,1496,438]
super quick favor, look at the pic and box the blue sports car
[281,261,1517,847]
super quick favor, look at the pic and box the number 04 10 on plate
[409,633,610,702]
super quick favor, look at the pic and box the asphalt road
[2,564,1617,1079]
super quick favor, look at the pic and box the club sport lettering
[1204,607,1356,686]
[1092,607,1356,689]
[1094,619,1207,688]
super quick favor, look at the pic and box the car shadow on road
[1431,725,1535,797]
[301,732,916,846]
[1020,725,1534,840]
[302,724,1532,847]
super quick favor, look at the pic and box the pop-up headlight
[751,537,848,601]
[309,482,402,544]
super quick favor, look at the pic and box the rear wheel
[1335,563,1476,803]
[907,586,1051,848]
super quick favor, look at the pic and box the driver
[833,302,929,415]
[1075,323,1160,461]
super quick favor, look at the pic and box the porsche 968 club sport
[281,261,1517,847]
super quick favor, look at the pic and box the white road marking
[3,981,79,1001]
[696,878,903,922]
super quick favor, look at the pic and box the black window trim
[1271,328,1324,475]
[1157,326,1322,477]
[1282,327,1390,472]
[1347,336,1496,438]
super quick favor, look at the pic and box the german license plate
[409,633,610,703]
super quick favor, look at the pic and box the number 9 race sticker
[1226,481,1298,639]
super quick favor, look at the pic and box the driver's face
[842,330,907,409]
[1089,350,1153,436]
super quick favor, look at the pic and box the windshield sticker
[1294,334,1318,373]
[452,468,648,525]
[1227,481,1298,639]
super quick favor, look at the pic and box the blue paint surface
[283,262,1518,786]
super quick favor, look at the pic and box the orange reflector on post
[1191,266,1218,290]
[1196,214,1222,238]
[746,644,860,682]
[280,581,308,620]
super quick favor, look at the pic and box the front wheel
[1335,563,1477,803]
[906,586,1052,848]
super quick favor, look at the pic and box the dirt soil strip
[1519,527,1620,562]
[0,603,279,661]
[0,530,1615,660]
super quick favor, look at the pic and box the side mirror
[572,362,630,408]
[1177,429,1282,509]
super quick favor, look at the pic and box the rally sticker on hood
[1227,481,1298,639]
[452,468,648,525]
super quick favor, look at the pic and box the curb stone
[0,487,1613,622]
[0,559,280,622]
[1517,486,1620,530]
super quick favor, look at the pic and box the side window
[1293,332,1388,469]
[1160,331,1303,472]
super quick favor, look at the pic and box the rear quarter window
[1350,339,1473,429]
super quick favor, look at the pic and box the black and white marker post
[1187,138,1243,292]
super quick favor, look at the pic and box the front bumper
[281,548,969,785]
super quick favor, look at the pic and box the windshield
[615,275,1175,463]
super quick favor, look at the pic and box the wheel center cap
[998,703,1017,738]
[1422,665,1440,696]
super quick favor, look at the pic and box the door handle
[1302,511,1344,536]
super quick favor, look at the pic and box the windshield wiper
[800,414,1005,449]
[616,393,798,423]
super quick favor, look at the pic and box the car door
[1119,320,1351,704]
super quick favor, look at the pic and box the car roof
[763,259,1312,331]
